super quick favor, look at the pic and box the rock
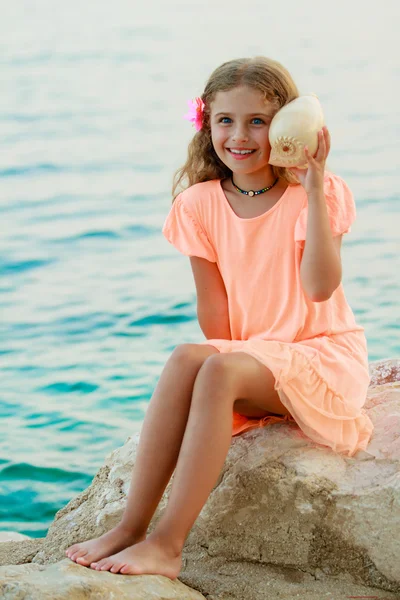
[0,538,44,567]
[0,559,205,599]
[0,532,31,542]
[0,358,399,599]
[180,557,399,599]
[0,531,44,571]
[0,559,399,600]
[369,357,400,387]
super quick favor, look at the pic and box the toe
[66,545,78,557]
[110,563,122,573]
[100,559,113,571]
[120,563,141,575]
[71,550,85,562]
[94,558,108,570]
[96,558,114,571]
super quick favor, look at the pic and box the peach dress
[162,171,373,457]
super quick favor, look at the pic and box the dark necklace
[231,176,279,197]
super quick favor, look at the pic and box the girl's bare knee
[195,354,238,395]
[199,353,236,378]
[171,343,219,367]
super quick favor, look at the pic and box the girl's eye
[218,117,264,124]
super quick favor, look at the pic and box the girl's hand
[289,126,331,195]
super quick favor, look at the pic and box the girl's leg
[92,354,240,578]
[66,343,219,566]
[148,356,238,552]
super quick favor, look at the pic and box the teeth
[230,149,254,155]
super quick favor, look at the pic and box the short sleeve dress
[162,171,373,457]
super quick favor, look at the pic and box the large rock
[0,538,44,568]
[0,557,398,600]
[0,560,205,599]
[0,358,399,599]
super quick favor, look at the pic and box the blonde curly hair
[171,56,301,201]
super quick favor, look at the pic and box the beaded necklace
[231,176,279,197]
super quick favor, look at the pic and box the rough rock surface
[0,560,205,599]
[1,557,399,600]
[0,358,399,599]
[0,538,44,568]
[0,533,31,542]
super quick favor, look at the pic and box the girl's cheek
[212,133,224,148]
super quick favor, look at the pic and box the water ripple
[0,161,163,177]
[38,381,99,395]
[0,258,54,275]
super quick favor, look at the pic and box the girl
[66,56,373,579]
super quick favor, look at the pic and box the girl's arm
[189,257,232,340]
[198,311,232,340]
[289,127,343,303]
[299,189,343,302]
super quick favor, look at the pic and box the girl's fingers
[318,130,326,159]
[314,130,326,161]
[305,145,315,163]
[324,127,331,156]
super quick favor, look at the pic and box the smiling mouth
[227,149,257,155]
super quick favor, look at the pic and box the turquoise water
[1,1,399,537]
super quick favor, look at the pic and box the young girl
[66,56,373,579]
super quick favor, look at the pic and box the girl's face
[210,86,276,175]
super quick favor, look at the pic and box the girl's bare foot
[65,524,146,567]
[91,535,182,579]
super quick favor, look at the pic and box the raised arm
[189,257,231,340]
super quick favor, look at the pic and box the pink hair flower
[183,97,205,131]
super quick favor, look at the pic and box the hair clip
[183,97,205,131]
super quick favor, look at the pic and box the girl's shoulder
[180,179,220,199]
[177,179,221,212]
[323,170,352,196]
[294,170,356,243]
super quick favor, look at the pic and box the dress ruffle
[200,336,373,458]
[274,348,373,457]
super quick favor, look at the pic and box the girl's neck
[230,169,277,192]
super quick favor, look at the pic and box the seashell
[268,94,325,168]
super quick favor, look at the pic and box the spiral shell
[268,95,325,168]
[271,136,305,166]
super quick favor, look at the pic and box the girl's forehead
[210,87,274,115]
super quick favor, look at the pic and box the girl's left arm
[299,191,342,302]
[289,126,342,303]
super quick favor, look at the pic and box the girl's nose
[232,127,249,142]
